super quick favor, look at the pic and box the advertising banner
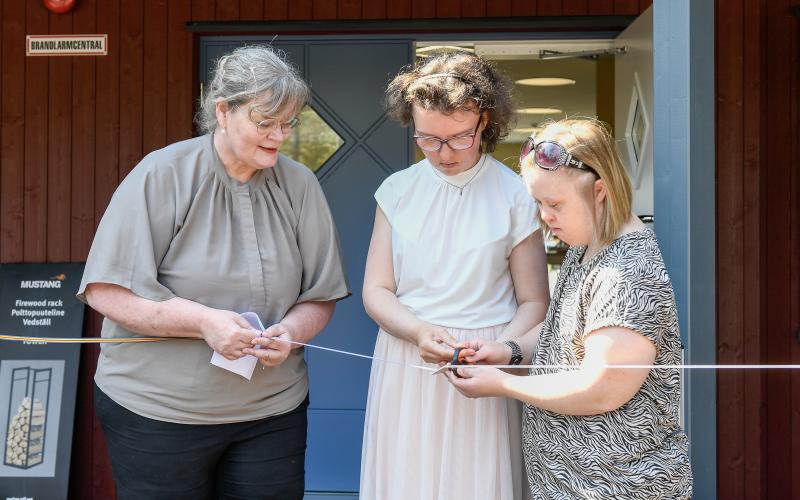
[0,264,85,500]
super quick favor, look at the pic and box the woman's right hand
[199,309,259,360]
[415,326,466,364]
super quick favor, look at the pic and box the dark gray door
[200,37,413,496]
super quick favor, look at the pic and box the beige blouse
[78,134,350,424]
[375,155,538,329]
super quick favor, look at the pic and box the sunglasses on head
[519,138,598,176]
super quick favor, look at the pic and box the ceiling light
[517,108,562,115]
[516,78,576,87]
[415,45,475,56]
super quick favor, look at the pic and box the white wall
[615,7,654,217]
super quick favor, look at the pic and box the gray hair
[196,45,310,134]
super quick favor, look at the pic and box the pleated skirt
[360,325,528,500]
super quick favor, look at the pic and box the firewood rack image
[4,367,51,469]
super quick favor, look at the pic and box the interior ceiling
[415,41,601,143]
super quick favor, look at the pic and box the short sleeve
[295,174,351,303]
[510,193,539,248]
[374,177,396,224]
[582,266,666,346]
[77,163,177,303]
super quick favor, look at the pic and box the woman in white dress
[360,52,550,500]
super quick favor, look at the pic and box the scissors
[431,347,469,377]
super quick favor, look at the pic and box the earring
[221,128,227,134]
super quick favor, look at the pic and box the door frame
[653,1,716,499]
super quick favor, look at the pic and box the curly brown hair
[385,51,514,153]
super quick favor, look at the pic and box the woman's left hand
[458,338,511,365]
[245,323,293,367]
[443,365,508,399]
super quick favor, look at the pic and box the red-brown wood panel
[463,0,486,17]
[437,0,461,18]
[716,0,748,497]
[191,0,216,20]
[119,0,143,178]
[537,0,562,16]
[240,0,264,19]
[740,1,767,497]
[791,5,800,500]
[142,0,167,156]
[486,0,510,17]
[511,0,536,16]
[716,0,800,498]
[1,1,25,263]
[387,0,411,18]
[47,11,72,263]
[71,0,97,261]
[72,2,120,498]
[23,1,49,263]
[316,0,339,20]
[588,0,613,15]
[167,0,193,144]
[363,0,387,20]
[289,0,313,20]
[0,0,2,260]
[764,0,794,496]
[264,0,289,20]
[613,0,638,15]
[639,0,652,11]
[338,0,361,19]
[411,0,435,19]
[562,0,587,16]
[215,0,240,20]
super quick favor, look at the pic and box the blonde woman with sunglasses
[446,119,693,499]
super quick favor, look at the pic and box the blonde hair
[521,119,633,245]
[385,52,514,153]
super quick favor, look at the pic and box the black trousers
[94,384,308,500]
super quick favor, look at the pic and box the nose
[267,126,288,142]
[438,143,456,162]
[540,207,556,225]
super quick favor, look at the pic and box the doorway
[199,28,651,498]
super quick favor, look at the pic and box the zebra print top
[522,229,693,499]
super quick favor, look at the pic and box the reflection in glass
[631,99,645,161]
[283,105,345,172]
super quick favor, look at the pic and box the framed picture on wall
[625,72,650,187]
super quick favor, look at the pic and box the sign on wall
[0,263,85,500]
[26,35,107,57]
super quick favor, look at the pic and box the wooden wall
[716,0,800,498]
[0,0,646,498]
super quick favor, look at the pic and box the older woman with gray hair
[78,45,349,500]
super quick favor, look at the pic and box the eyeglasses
[520,138,597,175]
[248,108,300,136]
[413,120,481,152]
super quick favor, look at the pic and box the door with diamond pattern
[200,37,413,497]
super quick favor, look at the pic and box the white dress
[360,155,539,500]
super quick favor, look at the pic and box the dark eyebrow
[414,123,476,139]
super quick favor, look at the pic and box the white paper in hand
[209,312,264,380]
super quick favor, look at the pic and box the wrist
[277,323,295,345]
[502,340,523,365]
[495,370,513,397]
[414,323,437,346]
[197,307,214,338]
